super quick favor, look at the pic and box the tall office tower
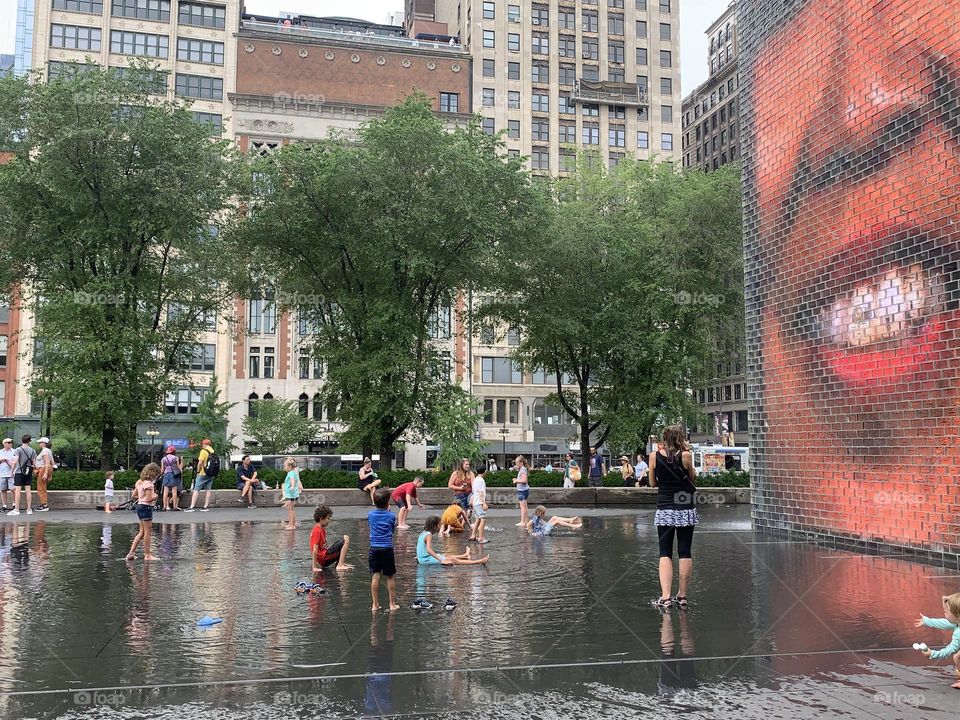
[426,0,683,174]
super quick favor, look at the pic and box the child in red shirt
[310,505,353,572]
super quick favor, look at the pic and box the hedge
[41,468,751,491]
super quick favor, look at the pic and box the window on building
[482,87,495,106]
[111,0,169,21]
[609,152,625,168]
[263,347,275,379]
[163,386,206,416]
[636,0,647,8]
[661,105,673,122]
[496,399,506,423]
[532,61,549,83]
[175,74,223,100]
[558,94,575,114]
[636,47,648,65]
[582,38,600,60]
[176,37,223,64]
[0,299,7,324]
[661,132,673,150]
[52,24,102,51]
[609,125,625,147]
[509,399,520,424]
[440,92,459,113]
[608,40,624,63]
[482,117,495,135]
[659,0,671,12]
[187,343,216,372]
[532,3,549,26]
[609,15,624,35]
[609,0,625,6]
[559,10,575,30]
[312,393,322,420]
[660,49,672,68]
[610,105,626,119]
[248,291,276,334]
[483,58,495,77]
[582,65,599,81]
[531,33,549,55]
[608,68,624,82]
[559,151,576,172]
[507,32,520,52]
[298,393,309,418]
[483,399,494,423]
[249,347,260,378]
[582,10,598,33]
[193,111,222,135]
[507,4,520,22]
[531,147,549,171]
[637,130,649,149]
[56,0,104,13]
[481,357,523,384]
[178,2,226,29]
[660,23,671,40]
[483,30,495,48]
[558,64,576,85]
[559,37,576,57]
[507,119,520,139]
[734,383,742,400]
[559,122,576,143]
[581,103,599,117]
[483,1,495,19]
[660,77,672,95]
[247,393,258,417]
[736,410,748,432]
[532,119,549,141]
[508,90,520,108]
[298,355,310,379]
[582,122,599,144]
[0,335,6,368]
[531,92,549,112]
[507,61,520,80]
[428,305,452,339]
[637,20,647,39]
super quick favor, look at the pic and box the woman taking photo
[648,425,698,609]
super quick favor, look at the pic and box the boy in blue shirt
[368,488,399,612]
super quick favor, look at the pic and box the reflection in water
[364,613,395,715]
[658,610,697,695]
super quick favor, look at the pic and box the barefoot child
[512,455,530,527]
[468,462,489,544]
[126,464,160,561]
[369,489,399,612]
[282,457,303,530]
[391,476,424,530]
[311,505,354,572]
[527,505,583,537]
[439,503,470,536]
[417,516,489,566]
[916,592,960,688]
[104,471,115,513]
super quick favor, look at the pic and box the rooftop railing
[240,20,465,54]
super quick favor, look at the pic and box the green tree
[481,157,742,470]
[433,389,487,471]
[52,429,99,470]
[231,94,541,466]
[242,399,317,455]
[0,64,240,469]
[186,374,236,460]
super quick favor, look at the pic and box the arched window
[298,393,309,418]
[263,392,273,401]
[247,392,258,417]
[312,393,322,421]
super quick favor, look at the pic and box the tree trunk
[379,442,395,471]
[101,423,115,470]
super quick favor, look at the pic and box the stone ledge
[34,487,751,509]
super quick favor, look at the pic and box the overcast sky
[0,0,719,93]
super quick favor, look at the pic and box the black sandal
[675,595,689,609]
[654,596,673,609]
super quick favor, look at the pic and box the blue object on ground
[197,615,222,627]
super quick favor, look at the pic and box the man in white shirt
[0,438,16,511]
[35,436,54,512]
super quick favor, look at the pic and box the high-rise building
[428,0,682,174]
[680,1,738,171]
[14,0,36,77]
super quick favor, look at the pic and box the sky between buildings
[0,0,718,95]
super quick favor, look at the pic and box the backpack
[204,451,221,478]
[16,447,35,477]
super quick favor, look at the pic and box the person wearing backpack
[7,434,37,516]
[184,439,219,513]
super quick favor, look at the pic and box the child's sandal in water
[675,596,689,609]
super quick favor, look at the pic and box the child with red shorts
[310,505,353,572]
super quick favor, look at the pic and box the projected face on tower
[751,0,960,542]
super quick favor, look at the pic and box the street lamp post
[146,425,160,464]
[499,424,509,471]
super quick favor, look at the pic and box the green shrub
[43,467,750,490]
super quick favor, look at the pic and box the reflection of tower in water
[364,614,395,715]
[657,610,697,695]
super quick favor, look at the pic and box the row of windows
[480,359,580,385]
[51,25,225,64]
[480,0,672,23]
[486,120,673,152]
[484,34,669,62]
[51,1,226,29]
[690,77,739,122]
[698,383,747,405]
[480,59,674,96]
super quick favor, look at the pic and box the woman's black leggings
[657,525,694,559]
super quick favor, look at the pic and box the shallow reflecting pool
[0,506,954,718]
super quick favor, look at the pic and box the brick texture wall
[741,0,960,559]
[235,34,471,111]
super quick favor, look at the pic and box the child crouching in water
[418,516,489,566]
[916,592,960,688]
[439,503,470,536]
[527,505,583,537]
